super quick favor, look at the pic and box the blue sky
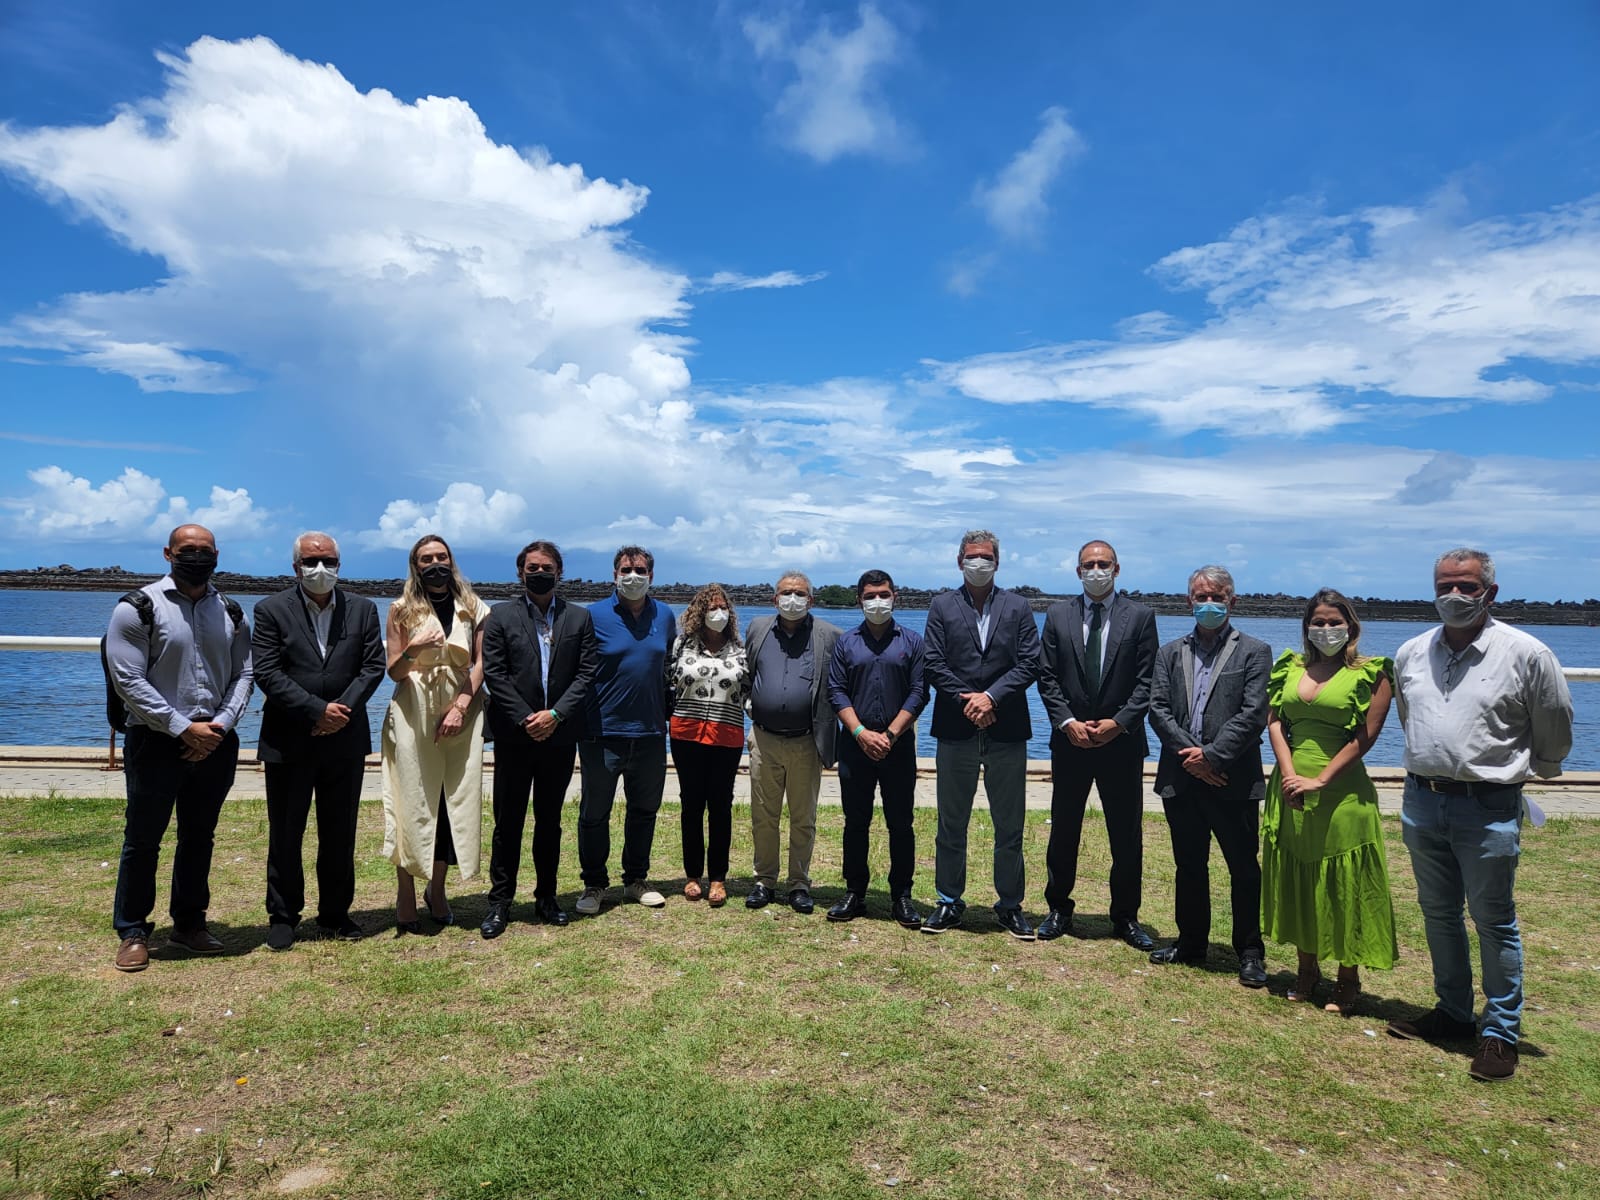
[2,1,1598,599]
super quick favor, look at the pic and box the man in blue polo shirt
[826,569,927,927]
[575,545,677,915]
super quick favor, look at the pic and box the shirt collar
[1431,615,1496,660]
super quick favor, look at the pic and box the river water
[4,589,1595,768]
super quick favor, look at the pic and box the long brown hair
[392,534,482,634]
[680,583,740,646]
[1301,587,1367,669]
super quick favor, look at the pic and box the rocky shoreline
[4,566,1596,624]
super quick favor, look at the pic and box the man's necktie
[1085,602,1104,698]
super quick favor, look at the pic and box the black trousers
[1161,781,1264,959]
[264,754,365,927]
[1045,738,1145,921]
[671,738,739,881]
[836,732,917,896]
[113,727,239,939]
[488,740,578,903]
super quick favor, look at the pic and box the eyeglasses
[1443,651,1468,687]
[300,556,340,568]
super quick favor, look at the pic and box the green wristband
[851,724,865,739]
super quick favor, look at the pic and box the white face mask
[1307,625,1349,655]
[299,563,338,596]
[1080,566,1115,599]
[616,570,650,601]
[862,597,894,625]
[703,608,730,632]
[961,557,997,587]
[776,592,810,618]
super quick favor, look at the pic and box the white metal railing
[3,635,1599,681]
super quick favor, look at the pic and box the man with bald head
[104,525,254,971]
[252,532,386,949]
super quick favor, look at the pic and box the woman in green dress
[1262,588,1398,1015]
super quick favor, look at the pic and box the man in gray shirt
[744,571,841,913]
[104,524,253,971]
[1387,548,1573,1082]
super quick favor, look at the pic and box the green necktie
[1085,601,1104,698]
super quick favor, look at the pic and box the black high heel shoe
[423,884,455,926]
[395,918,422,935]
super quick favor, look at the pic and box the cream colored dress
[381,595,491,880]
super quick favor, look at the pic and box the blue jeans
[577,736,667,888]
[933,734,1028,911]
[1400,777,1524,1044]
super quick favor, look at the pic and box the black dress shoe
[1387,1007,1476,1043]
[480,902,511,939]
[1114,919,1156,952]
[921,901,964,934]
[745,883,774,909]
[1035,910,1073,941]
[1149,943,1206,966]
[534,897,570,927]
[996,908,1035,941]
[319,918,364,941]
[789,889,815,915]
[1238,954,1268,988]
[891,893,921,929]
[827,891,865,921]
[265,923,296,951]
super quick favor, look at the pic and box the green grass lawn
[1,792,1597,1200]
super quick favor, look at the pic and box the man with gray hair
[252,531,386,948]
[1147,564,1272,986]
[744,570,842,913]
[1386,548,1573,1081]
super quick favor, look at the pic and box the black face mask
[524,570,556,597]
[169,549,217,587]
[420,563,453,590]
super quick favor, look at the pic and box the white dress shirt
[1394,618,1574,784]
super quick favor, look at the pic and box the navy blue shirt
[827,620,928,731]
[586,593,676,737]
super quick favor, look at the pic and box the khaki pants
[749,726,822,891]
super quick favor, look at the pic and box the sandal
[706,880,727,907]
[684,879,704,901]
[1325,970,1360,1016]
[1286,962,1322,1003]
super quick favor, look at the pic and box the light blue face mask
[1192,601,1229,630]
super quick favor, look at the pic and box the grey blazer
[745,614,843,768]
[1148,624,1271,800]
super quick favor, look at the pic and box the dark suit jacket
[1148,624,1271,800]
[923,586,1041,743]
[482,596,597,749]
[745,614,843,768]
[1038,592,1159,756]
[252,586,385,763]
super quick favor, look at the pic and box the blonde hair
[392,534,481,635]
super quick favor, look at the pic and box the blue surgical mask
[1193,602,1229,630]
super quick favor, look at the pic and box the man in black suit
[253,531,386,949]
[480,540,597,937]
[922,529,1041,939]
[1037,540,1159,949]
[1147,564,1272,987]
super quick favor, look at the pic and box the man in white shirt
[1387,548,1573,1082]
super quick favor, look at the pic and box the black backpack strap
[102,590,155,732]
[217,592,244,631]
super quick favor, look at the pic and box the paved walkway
[4,745,1597,817]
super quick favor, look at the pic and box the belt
[1407,773,1519,797]
[753,722,811,739]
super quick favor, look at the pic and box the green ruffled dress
[1261,651,1398,969]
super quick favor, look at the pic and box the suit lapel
[290,587,322,660]
[1098,597,1126,679]
[323,591,346,660]
[1180,639,1196,723]
[962,588,986,659]
[519,598,544,689]
[1198,629,1241,719]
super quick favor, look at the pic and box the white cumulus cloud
[4,466,265,540]
[974,106,1085,240]
[743,4,909,163]
[361,483,529,551]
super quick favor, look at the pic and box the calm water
[5,589,1596,768]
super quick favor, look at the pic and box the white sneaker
[575,887,604,915]
[623,881,666,907]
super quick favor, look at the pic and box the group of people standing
[103,525,1574,1082]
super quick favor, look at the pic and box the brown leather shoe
[114,934,149,972]
[1468,1036,1518,1082]
[169,925,224,955]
